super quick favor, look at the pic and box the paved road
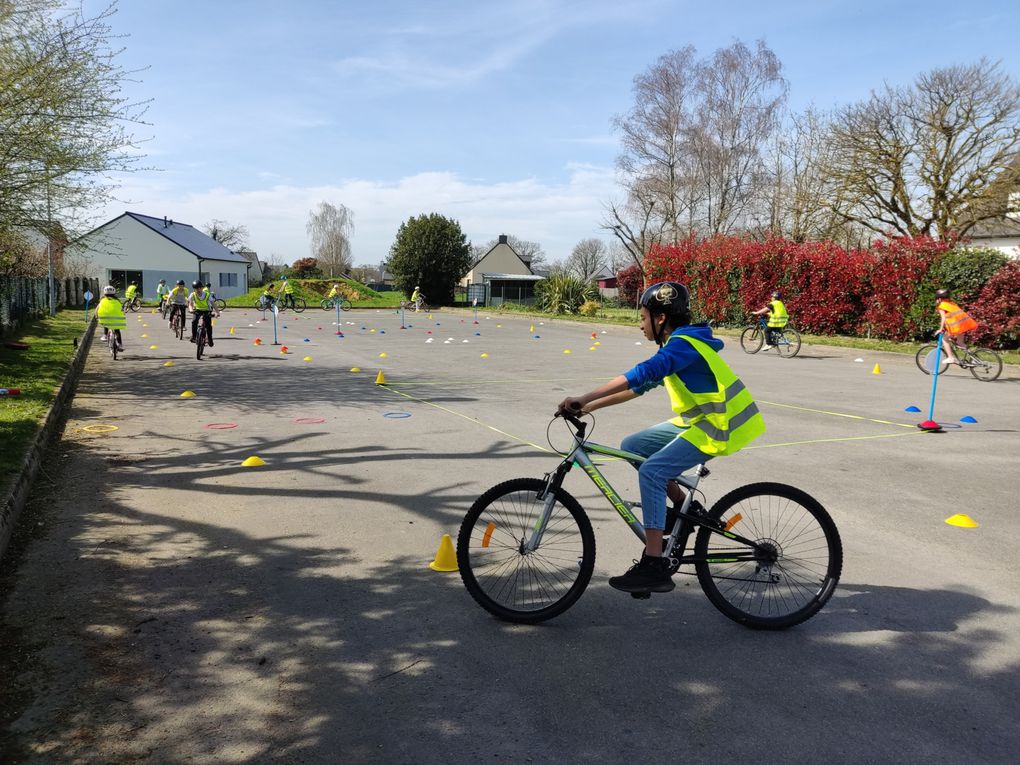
[2,307,1018,763]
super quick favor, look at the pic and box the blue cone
[534,335,541,339]
[303,338,309,342]
[960,415,978,423]
[380,330,386,334]
[904,405,921,413]
[474,332,481,336]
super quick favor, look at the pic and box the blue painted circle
[383,411,412,419]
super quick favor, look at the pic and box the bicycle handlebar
[557,410,588,439]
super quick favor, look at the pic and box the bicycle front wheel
[694,482,842,630]
[320,299,332,310]
[457,478,595,624]
[968,348,1002,381]
[776,327,801,357]
[915,343,950,376]
[341,299,352,311]
[740,326,763,354]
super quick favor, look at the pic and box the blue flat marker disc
[383,412,412,419]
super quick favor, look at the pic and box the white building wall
[461,244,531,286]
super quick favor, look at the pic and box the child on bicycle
[155,279,169,311]
[411,285,423,311]
[327,283,341,302]
[557,282,766,594]
[280,276,296,309]
[96,285,126,350]
[752,290,788,349]
[123,281,139,306]
[166,280,188,328]
[935,288,978,365]
[188,281,217,347]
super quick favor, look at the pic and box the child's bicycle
[741,317,801,357]
[456,412,842,628]
[914,337,1002,381]
[122,295,143,312]
[321,296,353,311]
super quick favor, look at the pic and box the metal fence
[0,276,99,336]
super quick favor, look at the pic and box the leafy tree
[0,0,149,236]
[203,219,249,250]
[290,257,322,278]
[307,201,354,277]
[388,214,472,304]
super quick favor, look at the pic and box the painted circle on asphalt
[383,412,412,419]
[81,424,119,434]
[204,423,238,430]
[294,417,326,424]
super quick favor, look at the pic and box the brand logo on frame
[583,465,636,524]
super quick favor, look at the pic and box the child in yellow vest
[96,286,127,351]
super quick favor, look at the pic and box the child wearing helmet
[166,280,188,328]
[188,281,217,347]
[753,290,789,349]
[935,288,978,364]
[410,285,423,312]
[96,286,126,351]
[557,282,766,594]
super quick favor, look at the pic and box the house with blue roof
[72,212,251,298]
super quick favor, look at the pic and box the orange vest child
[937,300,978,336]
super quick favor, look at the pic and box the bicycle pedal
[630,591,652,600]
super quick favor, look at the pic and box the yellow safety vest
[124,285,137,299]
[328,288,339,298]
[96,297,127,329]
[768,300,789,328]
[662,335,766,456]
[191,291,211,310]
[283,281,294,294]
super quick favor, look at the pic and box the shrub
[971,260,1020,349]
[535,274,598,314]
[578,300,601,317]
[290,257,323,278]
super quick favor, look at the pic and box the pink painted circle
[204,423,238,429]
[294,417,326,424]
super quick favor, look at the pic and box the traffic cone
[350,367,361,372]
[375,370,386,384]
[163,361,173,367]
[428,534,458,572]
[872,363,882,374]
[945,514,978,528]
[180,390,196,398]
[241,456,266,467]
[229,326,235,335]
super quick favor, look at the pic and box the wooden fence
[0,276,100,336]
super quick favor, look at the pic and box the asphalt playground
[3,304,1019,763]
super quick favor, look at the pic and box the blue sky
[92,0,1020,266]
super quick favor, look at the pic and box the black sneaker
[608,554,675,594]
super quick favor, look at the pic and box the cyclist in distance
[96,285,126,351]
[155,279,169,311]
[327,283,341,302]
[124,281,139,304]
[188,281,216,347]
[410,284,423,311]
[935,288,978,365]
[556,282,766,594]
[280,275,296,310]
[166,280,188,328]
[752,290,789,349]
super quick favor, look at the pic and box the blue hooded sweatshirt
[623,324,724,396]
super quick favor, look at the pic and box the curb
[0,316,97,562]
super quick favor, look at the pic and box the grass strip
[0,310,87,495]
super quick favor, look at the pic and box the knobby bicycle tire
[967,347,1002,381]
[777,327,801,358]
[196,327,205,360]
[214,299,226,311]
[694,482,842,630]
[740,326,763,354]
[457,477,596,624]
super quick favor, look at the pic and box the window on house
[219,272,238,288]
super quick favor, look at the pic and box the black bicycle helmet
[176,279,186,286]
[192,280,204,289]
[639,281,691,345]
[772,290,782,299]
[935,288,950,299]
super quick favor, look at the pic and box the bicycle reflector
[482,522,497,548]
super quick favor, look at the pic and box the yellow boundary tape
[380,383,922,454]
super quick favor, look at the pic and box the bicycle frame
[526,416,767,565]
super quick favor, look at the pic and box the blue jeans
[621,421,712,530]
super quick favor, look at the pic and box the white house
[461,234,543,306]
[72,212,251,298]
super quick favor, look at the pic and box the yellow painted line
[385,377,612,387]
[379,385,555,453]
[758,399,916,429]
[745,431,926,450]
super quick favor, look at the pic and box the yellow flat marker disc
[81,424,119,434]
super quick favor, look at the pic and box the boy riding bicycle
[752,290,788,349]
[166,280,188,329]
[410,285,424,311]
[557,282,765,594]
[97,286,126,351]
[935,288,978,365]
[155,279,169,311]
[280,276,296,309]
[188,281,217,347]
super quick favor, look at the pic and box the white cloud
[96,165,620,265]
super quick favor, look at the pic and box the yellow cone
[229,327,236,335]
[375,370,386,385]
[480,353,489,358]
[141,333,149,338]
[379,352,388,358]
[303,356,312,361]
[241,456,266,467]
[142,323,148,328]
[530,324,535,332]
[563,349,572,354]
[428,534,458,572]
[945,513,979,528]
[180,390,196,398]
[872,363,882,374]
[350,367,361,372]
[149,345,158,349]
[163,361,173,367]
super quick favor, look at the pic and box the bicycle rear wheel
[740,326,763,354]
[320,299,332,310]
[457,478,595,624]
[341,299,352,311]
[694,482,841,630]
[967,348,1002,381]
[776,327,801,357]
[293,298,306,313]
